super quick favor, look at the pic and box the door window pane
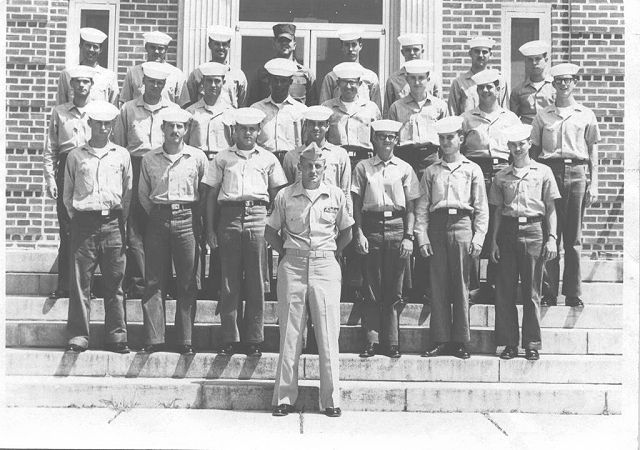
[81,9,110,69]
[241,35,305,82]
[239,0,382,24]
[510,18,539,88]
[315,38,379,93]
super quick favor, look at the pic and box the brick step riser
[5,350,622,384]
[6,322,621,355]
[5,377,620,414]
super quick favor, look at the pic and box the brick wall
[5,0,625,258]
[442,0,625,259]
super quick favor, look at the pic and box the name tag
[101,209,109,216]
[518,216,527,224]
[171,204,180,211]
[563,158,573,164]
[383,210,393,218]
[448,208,457,215]
[492,158,499,165]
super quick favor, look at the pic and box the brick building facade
[4,0,625,258]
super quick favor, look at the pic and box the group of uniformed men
[45,23,600,417]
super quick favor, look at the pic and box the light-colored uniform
[120,63,190,106]
[322,96,382,151]
[319,67,382,111]
[250,95,307,154]
[57,65,119,106]
[509,76,555,125]
[447,70,509,116]
[185,99,234,156]
[489,161,560,349]
[384,68,442,118]
[64,142,132,349]
[248,62,317,106]
[269,180,354,410]
[187,66,247,108]
[389,94,448,149]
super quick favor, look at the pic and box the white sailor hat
[434,116,464,135]
[68,65,95,80]
[207,25,233,42]
[467,36,496,50]
[337,27,364,42]
[333,62,363,80]
[519,40,549,57]
[86,101,119,121]
[503,124,533,143]
[234,107,266,126]
[264,58,298,77]
[143,31,172,46]
[371,120,403,134]
[471,69,501,86]
[159,107,192,123]
[403,59,434,75]
[549,63,580,78]
[199,62,229,77]
[300,142,326,161]
[303,105,333,122]
[80,27,107,44]
[141,61,171,80]
[397,33,425,47]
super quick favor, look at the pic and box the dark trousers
[142,206,199,345]
[542,162,587,298]
[67,211,127,348]
[217,205,268,344]
[361,215,406,346]
[125,155,147,294]
[494,219,543,350]
[428,212,472,344]
[55,152,70,292]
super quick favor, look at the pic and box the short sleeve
[350,161,366,196]
[403,165,421,201]
[488,177,504,206]
[202,154,224,187]
[267,154,288,189]
[266,189,285,230]
[542,166,561,202]
[335,190,355,231]
[584,110,601,146]
[530,113,543,147]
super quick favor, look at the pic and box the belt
[432,208,473,217]
[285,249,335,258]
[219,200,269,208]
[542,158,589,166]
[362,210,404,220]
[76,209,122,220]
[467,156,509,166]
[155,203,195,211]
[503,215,544,225]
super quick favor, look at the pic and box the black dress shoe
[50,289,70,299]
[451,344,471,360]
[387,345,401,359]
[65,344,86,353]
[565,296,584,307]
[177,344,195,355]
[90,291,97,300]
[420,343,449,357]
[541,296,557,306]
[324,407,342,418]
[219,343,237,356]
[525,349,540,360]
[141,344,162,353]
[105,343,130,354]
[272,404,296,417]
[245,344,262,357]
[359,343,377,358]
[499,346,518,360]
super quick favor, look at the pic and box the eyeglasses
[554,77,575,85]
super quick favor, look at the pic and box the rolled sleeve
[585,111,602,146]
[350,162,365,197]
[470,165,489,246]
[266,190,285,230]
[530,114,542,148]
[335,191,355,231]
[488,178,503,206]
[403,166,421,201]
[202,156,223,188]
[267,157,288,189]
[414,175,432,246]
[542,166,562,202]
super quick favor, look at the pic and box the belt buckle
[563,158,573,164]
[448,208,457,215]
[245,201,254,207]
[518,216,527,224]
[383,210,393,218]
[348,150,356,157]
[171,204,180,211]
[101,209,109,216]
[492,158,499,165]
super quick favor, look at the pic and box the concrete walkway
[0,408,634,449]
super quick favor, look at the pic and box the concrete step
[5,349,622,384]
[5,376,620,414]
[6,296,623,329]
[6,321,621,355]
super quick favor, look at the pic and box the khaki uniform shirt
[44,103,91,187]
[63,142,132,218]
[489,161,561,217]
[531,103,601,161]
[319,67,382,111]
[322,96,382,149]
[447,69,509,116]
[138,145,209,214]
[120,63,190,107]
[461,107,521,160]
[383,68,442,117]
[202,145,288,202]
[186,99,234,154]
[57,65,119,106]
[113,97,173,158]
[283,142,352,214]
[251,96,307,153]
[268,181,354,251]
[187,66,247,108]
[351,155,421,212]
[414,157,489,247]
[248,62,317,106]
[509,76,555,125]
[388,95,449,145]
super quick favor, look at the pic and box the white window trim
[501,3,551,88]
[66,0,120,71]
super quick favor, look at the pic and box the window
[501,3,551,89]
[238,0,383,24]
[66,0,119,70]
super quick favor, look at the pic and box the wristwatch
[403,233,414,241]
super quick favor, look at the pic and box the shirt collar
[549,102,585,114]
[292,180,330,198]
[504,163,539,177]
[434,155,471,167]
[81,143,118,157]
[267,95,296,106]
[372,155,399,166]
[525,75,553,87]
[136,96,172,110]
[231,145,260,157]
